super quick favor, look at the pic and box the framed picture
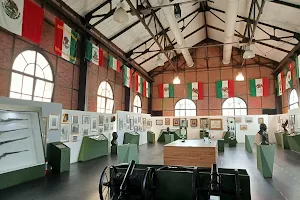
[71,124,79,135]
[105,116,109,124]
[278,116,281,123]
[49,114,59,130]
[173,118,180,126]
[210,119,223,130]
[146,120,152,127]
[156,119,163,125]
[245,117,253,123]
[61,124,70,141]
[62,114,69,123]
[82,115,90,124]
[180,118,188,127]
[72,135,78,142]
[134,126,138,132]
[72,116,79,124]
[99,115,104,126]
[83,128,89,136]
[143,118,146,125]
[258,118,264,124]
[91,118,97,131]
[235,117,242,123]
[126,114,130,123]
[139,126,142,131]
[165,118,170,125]
[138,117,141,123]
[110,124,114,131]
[200,118,209,129]
[240,125,248,131]
[130,119,134,130]
[190,119,198,127]
[134,116,138,125]
[119,119,123,130]
[104,124,109,132]
[98,127,104,134]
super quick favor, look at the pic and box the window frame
[289,89,299,110]
[97,81,114,114]
[174,99,197,117]
[222,97,247,116]
[133,95,142,113]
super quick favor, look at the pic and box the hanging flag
[85,40,103,66]
[135,74,143,94]
[285,64,292,90]
[277,72,284,96]
[143,81,150,98]
[123,65,133,88]
[108,55,121,73]
[216,80,234,98]
[296,54,300,78]
[54,17,78,63]
[0,0,44,44]
[249,78,269,97]
[158,84,174,98]
[187,82,203,100]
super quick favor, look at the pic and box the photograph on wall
[138,116,141,123]
[105,116,109,124]
[190,119,198,127]
[200,118,209,129]
[143,118,146,125]
[240,124,248,131]
[146,120,152,127]
[82,115,90,124]
[98,127,104,134]
[104,124,109,132]
[72,116,79,124]
[72,135,78,142]
[165,118,170,125]
[143,123,146,131]
[127,123,131,130]
[278,116,281,123]
[156,119,163,125]
[235,117,242,123]
[119,119,123,130]
[83,128,89,136]
[290,115,295,125]
[71,124,79,135]
[62,114,69,124]
[61,124,70,141]
[210,119,223,130]
[134,116,138,125]
[130,119,134,130]
[258,118,264,124]
[173,118,180,126]
[99,115,104,126]
[110,124,114,131]
[134,126,138,132]
[91,118,97,132]
[180,118,188,127]
[126,114,130,123]
[245,117,253,123]
[49,114,59,130]
[139,126,142,131]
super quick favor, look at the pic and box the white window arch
[9,50,54,102]
[222,97,247,116]
[133,95,142,113]
[289,89,299,109]
[97,81,114,113]
[175,99,196,117]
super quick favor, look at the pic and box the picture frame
[119,119,123,130]
[180,118,188,127]
[278,116,281,123]
[110,124,114,131]
[72,115,79,124]
[156,119,163,125]
[91,118,97,131]
[134,126,138,132]
[99,115,104,126]
[143,118,146,125]
[83,128,89,136]
[98,127,104,134]
[104,124,109,132]
[62,113,69,123]
[209,119,223,130]
[173,118,180,126]
[146,120,152,127]
[126,114,130,123]
[165,118,170,125]
[49,114,59,130]
[240,124,248,131]
[71,124,79,135]
[105,116,109,124]
[245,117,253,123]
[72,135,78,142]
[82,115,90,124]
[61,124,70,141]
[258,118,264,124]
[190,119,198,127]
[138,116,141,123]
[130,119,134,130]
[134,116,138,125]
[200,118,209,129]
[235,117,242,123]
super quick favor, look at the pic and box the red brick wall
[152,46,276,116]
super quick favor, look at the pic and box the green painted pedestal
[157,129,180,143]
[223,131,229,143]
[287,134,300,153]
[147,131,155,143]
[217,139,224,152]
[111,145,117,155]
[48,142,70,173]
[245,135,255,153]
[164,134,174,144]
[78,135,108,162]
[199,130,205,139]
[123,132,140,146]
[274,131,284,146]
[117,144,139,164]
[228,137,237,147]
[257,144,275,178]
[282,134,290,150]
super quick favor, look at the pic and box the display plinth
[257,144,275,178]
[274,131,283,146]
[48,142,70,173]
[164,139,217,167]
[157,129,181,143]
[228,137,237,147]
[287,134,300,153]
[78,135,108,162]
[282,134,290,150]
[214,139,224,152]
[117,144,139,164]
[147,131,155,143]
[245,135,255,153]
[164,134,174,144]
[199,130,206,139]
[223,131,229,143]
[123,132,140,146]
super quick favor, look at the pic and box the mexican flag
[187,82,203,100]
[277,72,284,96]
[0,0,44,44]
[143,81,150,98]
[135,74,143,93]
[285,64,292,90]
[158,84,174,98]
[123,65,133,88]
[216,80,234,98]
[108,55,121,73]
[85,40,103,66]
[54,17,78,63]
[296,54,300,78]
[249,78,269,97]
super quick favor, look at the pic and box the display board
[0,110,45,175]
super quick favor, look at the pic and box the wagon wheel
[192,167,200,200]
[99,166,118,200]
[142,167,156,200]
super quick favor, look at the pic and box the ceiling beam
[85,0,112,22]
[272,0,300,10]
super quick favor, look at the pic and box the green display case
[48,142,70,173]
[245,135,255,153]
[117,144,139,164]
[78,135,108,162]
[164,134,174,144]
[257,144,275,178]
[147,131,155,143]
[157,129,181,143]
[217,139,224,152]
[287,134,300,153]
[123,132,140,146]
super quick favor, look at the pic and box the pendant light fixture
[113,1,129,23]
[235,72,245,81]
[173,76,181,84]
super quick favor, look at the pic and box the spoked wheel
[192,167,200,200]
[142,167,156,200]
[99,166,118,200]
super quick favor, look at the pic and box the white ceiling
[62,0,300,71]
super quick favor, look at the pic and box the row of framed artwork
[155,118,222,130]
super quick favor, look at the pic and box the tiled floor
[1,143,300,200]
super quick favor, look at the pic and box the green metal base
[123,132,140,145]
[117,144,139,164]
[257,144,275,178]
[245,135,255,153]
[157,129,181,143]
[147,131,155,143]
[164,134,174,144]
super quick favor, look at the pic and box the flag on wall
[187,82,203,100]
[249,78,269,97]
[123,65,133,88]
[135,74,143,94]
[158,84,174,98]
[144,81,150,98]
[54,17,78,63]
[216,80,234,98]
[85,40,103,66]
[0,0,44,44]
[277,72,284,96]
[108,55,121,73]
[285,64,292,90]
[296,54,300,78]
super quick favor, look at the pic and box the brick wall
[152,46,276,116]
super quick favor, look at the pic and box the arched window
[133,95,142,113]
[97,81,114,113]
[289,89,299,109]
[9,50,54,102]
[175,99,196,117]
[222,97,247,116]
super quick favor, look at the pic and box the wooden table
[164,139,217,167]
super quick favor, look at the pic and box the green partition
[245,135,255,153]
[123,132,140,146]
[48,142,70,173]
[78,135,108,162]
[287,134,300,153]
[257,144,275,178]
[164,134,174,144]
[147,131,155,143]
[117,144,139,164]
[157,129,180,143]
[274,131,284,146]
